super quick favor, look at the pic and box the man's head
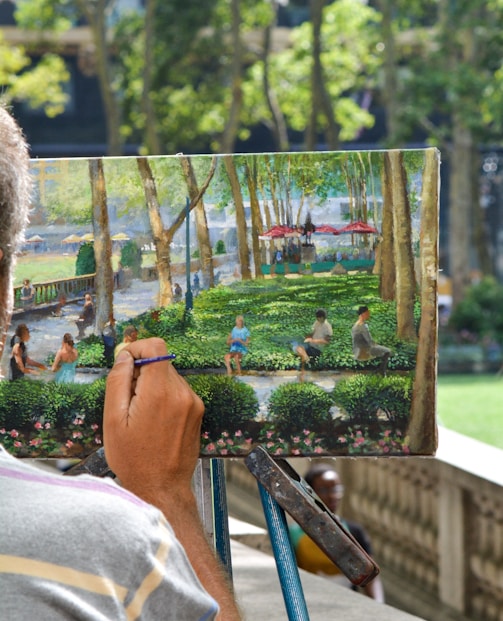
[315,308,327,321]
[305,463,344,514]
[123,325,138,343]
[358,305,370,320]
[0,106,31,362]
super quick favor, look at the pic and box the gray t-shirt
[0,446,218,620]
[351,321,373,360]
[310,320,333,351]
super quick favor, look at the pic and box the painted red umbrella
[259,225,300,239]
[338,220,378,234]
[313,224,340,235]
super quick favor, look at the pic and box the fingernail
[115,350,132,364]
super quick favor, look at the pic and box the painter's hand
[104,337,204,499]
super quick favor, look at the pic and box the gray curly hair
[0,106,31,363]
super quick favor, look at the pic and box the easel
[66,446,379,621]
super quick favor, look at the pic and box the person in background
[0,104,242,621]
[101,312,117,366]
[173,282,183,301]
[224,314,250,375]
[75,292,95,339]
[290,463,385,602]
[114,324,138,359]
[9,323,47,380]
[20,278,35,308]
[294,308,332,377]
[351,305,392,375]
[51,332,78,383]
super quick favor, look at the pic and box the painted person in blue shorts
[224,314,250,375]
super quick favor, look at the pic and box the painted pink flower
[226,439,234,446]
[10,430,19,438]
[219,449,228,456]
[235,430,243,437]
[266,430,274,439]
[245,438,253,444]
[383,446,390,453]
[72,431,83,439]
[292,436,300,444]
[266,442,274,448]
[14,441,22,448]
[206,443,215,452]
[313,447,324,454]
[44,422,51,429]
[303,429,310,436]
[29,438,42,447]
[65,440,74,448]
[91,424,99,431]
[217,439,226,447]
[94,437,102,445]
[34,421,43,430]
[0,428,5,434]
[384,429,391,437]
[338,436,347,443]
[274,448,284,455]
[292,449,301,455]
[403,446,410,455]
[304,439,312,446]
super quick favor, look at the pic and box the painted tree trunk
[379,153,396,299]
[89,159,113,333]
[136,158,173,307]
[224,156,252,280]
[180,157,214,289]
[245,159,264,279]
[408,148,440,454]
[389,150,417,341]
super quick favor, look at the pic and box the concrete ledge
[231,538,426,620]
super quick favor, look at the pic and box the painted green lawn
[14,251,156,286]
[437,374,503,449]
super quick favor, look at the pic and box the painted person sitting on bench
[0,105,241,621]
[294,308,332,377]
[75,292,95,339]
[351,305,392,375]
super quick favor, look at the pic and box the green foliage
[332,374,413,423]
[75,243,96,276]
[448,277,503,344]
[63,274,417,373]
[120,240,142,278]
[0,380,44,429]
[186,375,259,437]
[0,378,105,430]
[76,336,106,367]
[214,239,226,255]
[267,382,334,438]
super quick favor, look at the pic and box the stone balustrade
[225,426,503,621]
[13,274,96,310]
